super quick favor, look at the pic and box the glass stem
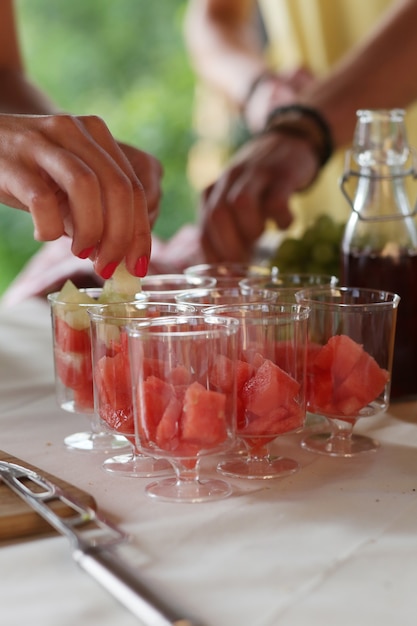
[327,418,355,454]
[173,459,201,483]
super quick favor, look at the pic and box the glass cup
[127,314,239,502]
[48,288,146,452]
[240,272,338,302]
[184,262,276,287]
[89,301,195,476]
[175,286,279,310]
[295,286,400,456]
[140,274,216,302]
[204,302,310,479]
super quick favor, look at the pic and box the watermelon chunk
[54,347,92,392]
[239,359,303,439]
[94,351,133,434]
[181,381,227,448]
[241,358,300,417]
[155,396,182,450]
[307,334,389,417]
[54,317,91,354]
[137,376,176,442]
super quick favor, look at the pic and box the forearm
[184,0,267,108]
[0,69,60,114]
[301,0,417,149]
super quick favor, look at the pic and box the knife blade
[0,460,200,626]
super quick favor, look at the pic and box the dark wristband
[265,104,334,167]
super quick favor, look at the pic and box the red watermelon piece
[54,347,92,393]
[54,317,91,354]
[137,376,176,442]
[181,381,227,448]
[95,351,133,433]
[308,334,389,417]
[241,358,300,417]
[209,354,235,392]
[155,395,182,450]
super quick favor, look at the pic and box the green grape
[270,214,346,278]
[311,241,335,265]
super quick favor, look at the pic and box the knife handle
[73,546,199,626]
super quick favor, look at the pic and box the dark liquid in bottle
[341,251,417,399]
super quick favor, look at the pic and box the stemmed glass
[204,302,310,479]
[295,286,400,456]
[88,301,195,476]
[176,286,279,457]
[175,286,279,309]
[48,287,135,453]
[239,272,338,302]
[140,274,216,302]
[127,314,239,502]
[183,262,275,287]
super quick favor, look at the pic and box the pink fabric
[0,225,205,307]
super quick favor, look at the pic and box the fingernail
[134,255,149,278]
[77,246,95,259]
[100,261,119,280]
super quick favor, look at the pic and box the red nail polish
[77,246,95,259]
[134,255,149,278]
[100,261,119,280]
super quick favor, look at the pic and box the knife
[0,460,200,626]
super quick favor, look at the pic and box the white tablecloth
[1,298,417,626]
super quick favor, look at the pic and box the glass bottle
[340,108,417,399]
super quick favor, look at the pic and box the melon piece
[94,351,133,433]
[241,358,300,417]
[155,396,182,449]
[55,279,96,330]
[308,334,389,416]
[54,316,91,354]
[137,376,176,442]
[181,381,227,447]
[99,262,142,302]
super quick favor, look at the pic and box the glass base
[64,431,130,453]
[301,431,380,457]
[103,453,173,478]
[217,456,299,480]
[145,476,233,503]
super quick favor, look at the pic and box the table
[1,297,417,626]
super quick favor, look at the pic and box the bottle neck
[351,165,415,221]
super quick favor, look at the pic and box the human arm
[0,0,59,113]
[299,0,417,147]
[183,0,312,132]
[0,113,157,278]
[0,0,163,279]
[198,0,417,261]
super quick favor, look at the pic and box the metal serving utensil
[0,460,199,626]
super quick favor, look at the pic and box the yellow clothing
[258,0,417,234]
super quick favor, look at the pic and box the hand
[0,113,161,278]
[199,131,319,262]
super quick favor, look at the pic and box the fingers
[46,115,151,277]
[0,114,157,279]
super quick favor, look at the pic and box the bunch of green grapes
[269,215,346,279]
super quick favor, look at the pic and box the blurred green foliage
[0,0,197,294]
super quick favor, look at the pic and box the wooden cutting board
[0,450,96,542]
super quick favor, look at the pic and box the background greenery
[0,0,197,294]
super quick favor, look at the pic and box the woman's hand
[0,113,162,278]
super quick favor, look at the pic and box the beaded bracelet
[265,104,334,167]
